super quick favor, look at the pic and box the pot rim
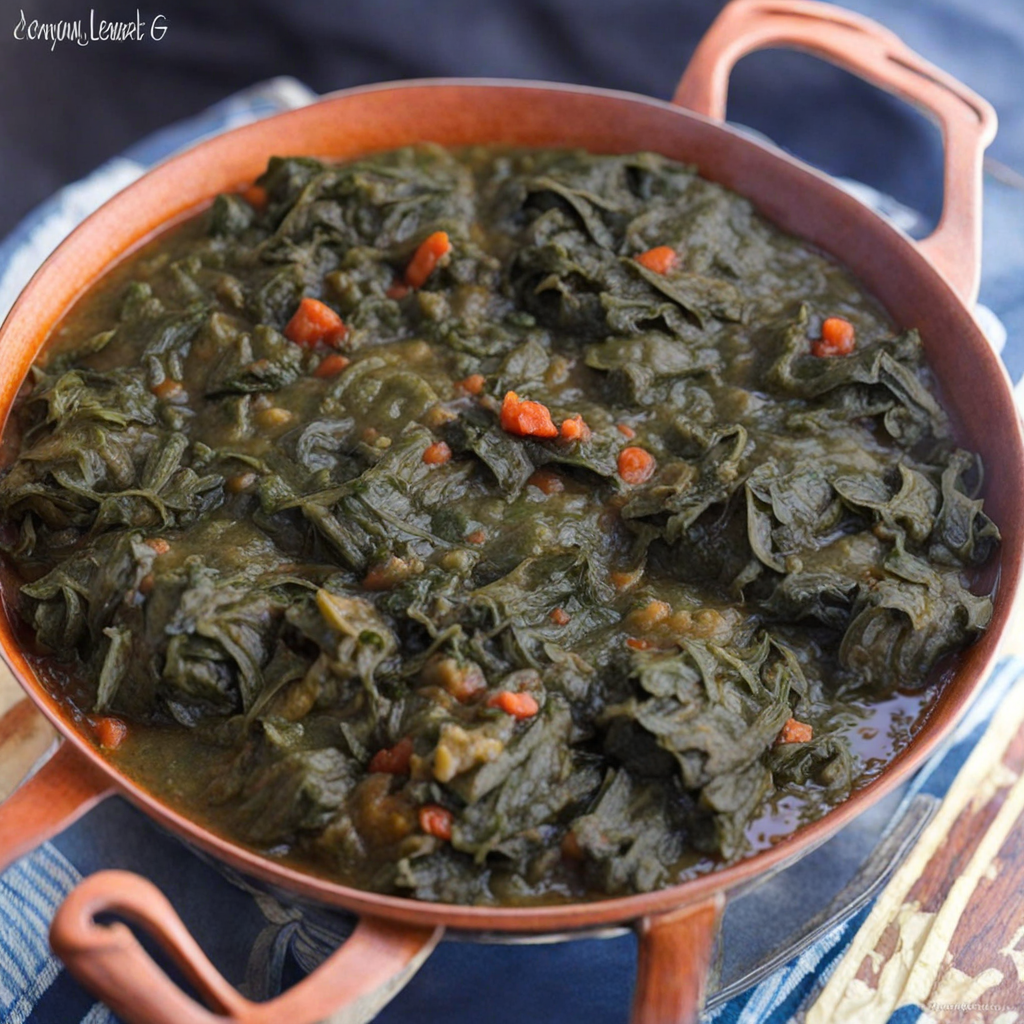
[1,74,1021,934]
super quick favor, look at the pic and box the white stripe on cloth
[722,913,859,1024]
[79,1003,115,1024]
[0,842,82,1024]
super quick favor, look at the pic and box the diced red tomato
[419,804,454,840]
[368,738,414,774]
[405,232,452,288]
[500,391,559,439]
[486,691,539,719]
[618,447,656,485]
[811,317,855,357]
[284,297,348,348]
[776,718,814,744]
[635,246,678,274]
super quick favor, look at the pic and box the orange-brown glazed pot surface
[0,3,1018,1022]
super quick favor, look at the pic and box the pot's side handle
[0,727,113,875]
[673,0,997,306]
[630,893,723,1024]
[51,870,442,1024]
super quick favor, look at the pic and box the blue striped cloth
[1,76,1022,1024]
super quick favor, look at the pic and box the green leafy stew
[0,146,999,905]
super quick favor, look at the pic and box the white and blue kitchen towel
[1,75,1023,1024]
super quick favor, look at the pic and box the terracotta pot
[0,2,1020,1022]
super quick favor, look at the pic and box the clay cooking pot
[0,2,1021,1022]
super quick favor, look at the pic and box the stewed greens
[0,146,997,904]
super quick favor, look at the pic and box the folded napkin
[1,77,1022,1024]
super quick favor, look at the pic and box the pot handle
[0,704,113,874]
[630,893,723,1024]
[673,0,997,306]
[50,870,442,1024]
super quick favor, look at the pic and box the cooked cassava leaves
[0,146,997,904]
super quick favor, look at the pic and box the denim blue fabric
[2,14,1022,1014]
